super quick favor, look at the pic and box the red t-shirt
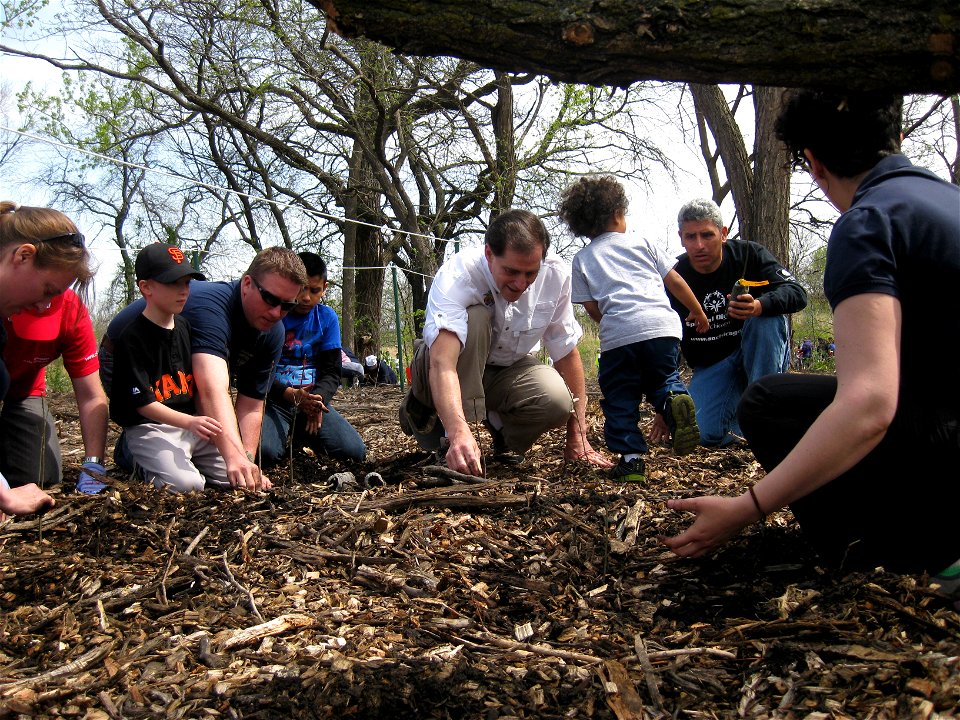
[1,290,99,399]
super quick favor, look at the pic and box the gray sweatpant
[125,423,229,494]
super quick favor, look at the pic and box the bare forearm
[430,364,470,437]
[77,398,108,458]
[73,375,108,458]
[665,270,703,316]
[235,394,265,456]
[750,398,890,514]
[197,388,245,460]
[136,402,195,430]
[553,350,587,436]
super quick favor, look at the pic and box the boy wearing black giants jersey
[111,243,228,493]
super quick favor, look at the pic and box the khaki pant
[408,305,573,452]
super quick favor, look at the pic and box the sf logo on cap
[168,247,186,264]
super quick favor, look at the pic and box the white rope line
[343,265,436,280]
[0,124,440,243]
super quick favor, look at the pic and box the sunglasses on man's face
[251,276,297,312]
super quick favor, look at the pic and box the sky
[0,7,784,311]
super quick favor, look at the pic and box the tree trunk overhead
[316,0,960,94]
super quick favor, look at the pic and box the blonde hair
[246,246,308,287]
[0,201,94,292]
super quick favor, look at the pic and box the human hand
[648,413,670,444]
[443,431,483,477]
[77,461,108,495]
[661,493,758,557]
[687,308,710,333]
[186,415,223,441]
[305,411,323,435]
[227,452,266,492]
[0,483,56,517]
[726,292,761,320]
[292,387,327,417]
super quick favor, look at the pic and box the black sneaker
[666,392,700,456]
[609,456,646,483]
[483,420,525,465]
[399,390,438,436]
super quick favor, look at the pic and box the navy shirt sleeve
[823,206,900,310]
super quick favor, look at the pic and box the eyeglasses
[251,276,297,312]
[40,232,85,249]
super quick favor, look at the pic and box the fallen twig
[220,550,263,622]
[0,642,116,695]
[215,613,314,651]
[634,635,665,715]
[423,465,488,484]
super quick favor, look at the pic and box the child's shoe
[931,559,960,603]
[609,456,646,483]
[667,393,700,456]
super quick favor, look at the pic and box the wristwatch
[83,456,103,465]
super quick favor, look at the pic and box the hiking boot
[609,456,646,483]
[399,390,438,436]
[667,392,700,456]
[483,420,525,465]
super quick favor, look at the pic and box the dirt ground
[1,384,958,719]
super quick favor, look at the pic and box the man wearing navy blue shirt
[102,247,307,491]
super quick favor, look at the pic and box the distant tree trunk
[354,220,384,359]
[491,72,517,214]
[691,84,792,267]
[340,145,361,349]
[751,86,790,265]
[351,50,387,358]
[690,84,753,240]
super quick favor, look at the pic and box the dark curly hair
[558,176,629,239]
[775,90,902,178]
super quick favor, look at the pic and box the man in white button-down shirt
[399,209,612,476]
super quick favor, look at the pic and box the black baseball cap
[135,243,206,283]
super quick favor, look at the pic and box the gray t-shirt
[571,231,681,351]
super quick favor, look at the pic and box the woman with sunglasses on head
[0,201,94,518]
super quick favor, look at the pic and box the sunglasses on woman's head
[251,276,297,312]
[40,232,85,249]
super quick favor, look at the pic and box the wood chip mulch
[1,385,958,719]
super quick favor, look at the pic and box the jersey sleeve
[60,295,100,379]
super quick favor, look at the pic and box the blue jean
[688,315,790,446]
[598,336,687,455]
[260,399,367,467]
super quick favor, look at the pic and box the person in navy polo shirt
[664,91,960,599]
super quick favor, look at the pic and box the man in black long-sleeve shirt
[657,198,808,446]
